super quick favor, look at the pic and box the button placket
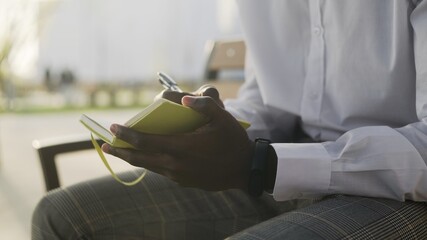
[313,26,322,35]
[301,0,325,137]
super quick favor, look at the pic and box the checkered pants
[32,170,312,240]
[32,169,427,239]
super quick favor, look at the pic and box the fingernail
[182,96,196,106]
[110,124,118,134]
[101,143,110,153]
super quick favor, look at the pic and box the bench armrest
[33,134,103,191]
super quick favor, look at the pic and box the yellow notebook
[80,98,250,148]
[80,98,250,186]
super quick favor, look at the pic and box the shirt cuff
[271,143,332,201]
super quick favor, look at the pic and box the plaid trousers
[228,195,427,239]
[32,170,313,240]
[32,169,427,239]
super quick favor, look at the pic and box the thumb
[182,96,222,120]
[193,85,224,108]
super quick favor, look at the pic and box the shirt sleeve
[272,1,427,202]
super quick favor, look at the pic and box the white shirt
[225,0,427,201]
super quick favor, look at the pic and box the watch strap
[248,138,271,197]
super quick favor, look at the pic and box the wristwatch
[248,138,271,197]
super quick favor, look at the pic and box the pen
[158,72,183,92]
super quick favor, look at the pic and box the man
[32,1,427,239]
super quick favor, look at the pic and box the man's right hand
[103,86,254,192]
[156,85,224,108]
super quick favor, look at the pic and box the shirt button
[313,27,322,35]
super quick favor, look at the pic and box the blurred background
[1,0,242,111]
[0,0,242,238]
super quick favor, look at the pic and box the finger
[103,144,183,183]
[193,84,214,96]
[193,85,224,107]
[156,90,190,104]
[103,144,189,184]
[201,86,220,99]
[181,96,224,122]
[110,124,192,153]
[201,87,224,108]
[102,143,174,170]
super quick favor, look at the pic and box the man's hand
[155,84,225,108]
[102,86,254,191]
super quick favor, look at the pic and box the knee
[32,192,55,227]
[31,190,77,239]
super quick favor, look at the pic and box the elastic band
[90,133,146,186]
